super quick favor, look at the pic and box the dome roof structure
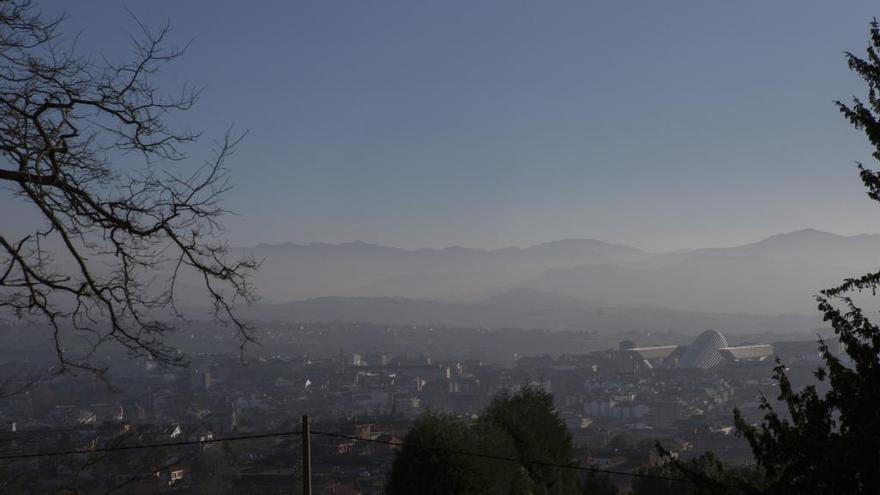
[679,329,728,369]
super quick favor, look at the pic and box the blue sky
[26,0,880,251]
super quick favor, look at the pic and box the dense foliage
[581,470,618,495]
[479,387,580,494]
[387,386,577,495]
[634,451,764,495]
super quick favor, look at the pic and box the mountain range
[229,229,880,316]
[247,288,822,336]
[148,228,880,334]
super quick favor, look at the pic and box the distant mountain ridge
[249,237,646,257]
[686,228,880,264]
[227,229,880,316]
[232,238,649,303]
[247,287,822,335]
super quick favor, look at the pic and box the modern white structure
[678,329,729,369]
[619,329,775,371]
[718,344,774,362]
[622,345,679,370]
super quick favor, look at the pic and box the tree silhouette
[479,386,579,495]
[733,18,880,495]
[386,413,532,495]
[632,451,763,495]
[387,386,577,495]
[581,470,618,495]
[0,1,257,374]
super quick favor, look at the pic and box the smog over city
[2,1,880,494]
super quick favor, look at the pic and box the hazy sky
[20,1,880,251]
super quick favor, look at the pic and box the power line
[0,427,692,484]
[0,429,302,460]
[310,430,691,484]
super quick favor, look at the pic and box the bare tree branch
[0,0,259,375]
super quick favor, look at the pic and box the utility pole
[302,414,312,495]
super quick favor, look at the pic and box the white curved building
[678,329,729,369]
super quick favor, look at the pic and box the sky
[18,0,880,251]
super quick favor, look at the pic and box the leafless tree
[0,0,258,376]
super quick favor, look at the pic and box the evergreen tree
[386,413,532,495]
[632,451,763,495]
[582,470,618,495]
[733,19,880,495]
[480,386,580,495]
[387,386,577,494]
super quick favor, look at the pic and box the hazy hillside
[248,288,822,335]
[225,229,880,315]
[517,253,848,314]
[515,230,880,314]
[691,229,880,267]
[232,238,648,303]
